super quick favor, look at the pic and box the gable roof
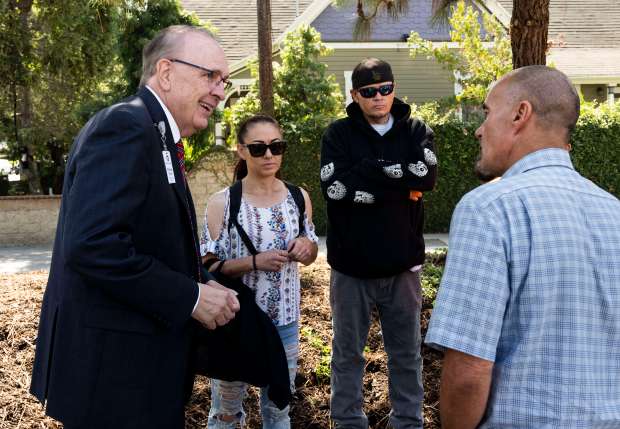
[180,0,315,65]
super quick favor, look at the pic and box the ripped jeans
[207,321,299,429]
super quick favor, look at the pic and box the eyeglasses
[168,58,232,90]
[241,140,287,157]
[356,83,394,98]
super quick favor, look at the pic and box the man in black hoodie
[320,58,437,429]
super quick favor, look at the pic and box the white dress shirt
[145,85,201,314]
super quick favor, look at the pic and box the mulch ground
[0,256,444,428]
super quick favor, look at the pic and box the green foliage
[117,0,209,96]
[421,250,446,306]
[186,136,237,187]
[301,327,331,384]
[224,26,344,234]
[184,109,222,172]
[408,0,511,105]
[571,101,620,196]
[0,1,120,192]
[421,101,620,232]
[0,0,211,193]
[410,99,460,125]
[423,120,481,232]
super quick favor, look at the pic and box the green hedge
[276,105,620,235]
[424,119,620,232]
[280,133,327,234]
[423,123,481,232]
[571,104,620,198]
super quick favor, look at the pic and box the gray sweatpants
[329,269,424,429]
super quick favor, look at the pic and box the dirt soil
[0,257,444,429]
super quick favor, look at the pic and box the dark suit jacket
[30,87,208,429]
[192,275,291,410]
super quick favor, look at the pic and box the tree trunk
[20,87,43,194]
[12,0,43,194]
[257,0,275,116]
[510,0,550,68]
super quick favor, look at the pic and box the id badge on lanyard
[156,121,176,184]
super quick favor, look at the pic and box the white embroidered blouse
[200,187,319,326]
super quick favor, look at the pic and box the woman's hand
[255,249,290,272]
[287,237,318,265]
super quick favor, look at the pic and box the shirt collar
[503,148,574,179]
[145,85,181,143]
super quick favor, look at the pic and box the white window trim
[344,71,353,106]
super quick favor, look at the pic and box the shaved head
[499,65,580,140]
[474,66,580,180]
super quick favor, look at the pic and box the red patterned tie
[176,141,186,179]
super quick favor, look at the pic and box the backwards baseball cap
[351,58,394,89]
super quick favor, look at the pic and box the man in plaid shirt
[426,66,620,428]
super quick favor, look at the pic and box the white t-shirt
[370,114,394,136]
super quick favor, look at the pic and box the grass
[300,327,332,384]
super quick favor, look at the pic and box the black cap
[352,58,394,89]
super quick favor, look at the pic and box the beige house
[180,0,620,106]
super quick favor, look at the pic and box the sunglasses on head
[241,140,287,157]
[357,83,394,98]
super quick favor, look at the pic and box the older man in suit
[30,25,239,429]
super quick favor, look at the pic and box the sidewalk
[0,245,53,274]
[316,233,448,255]
[0,234,448,274]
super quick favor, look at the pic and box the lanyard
[156,121,176,184]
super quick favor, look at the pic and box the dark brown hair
[233,114,282,181]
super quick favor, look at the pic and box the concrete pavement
[0,245,53,274]
[0,234,449,274]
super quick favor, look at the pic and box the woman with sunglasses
[199,114,319,428]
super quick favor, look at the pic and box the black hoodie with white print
[320,98,437,278]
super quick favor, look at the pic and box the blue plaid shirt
[426,148,620,428]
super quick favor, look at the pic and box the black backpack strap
[227,181,258,255]
[227,180,242,233]
[228,181,306,255]
[284,182,305,237]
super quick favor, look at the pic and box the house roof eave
[229,46,283,78]
[569,76,620,85]
[474,0,510,28]
[275,0,334,44]
[228,0,332,77]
